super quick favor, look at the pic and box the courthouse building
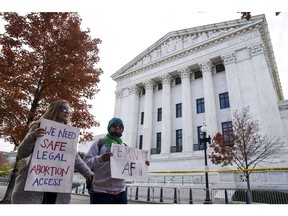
[110,14,288,188]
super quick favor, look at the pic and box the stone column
[178,67,193,153]
[127,85,140,148]
[143,79,154,157]
[248,42,284,137]
[159,74,172,155]
[114,89,123,117]
[199,60,218,136]
[222,52,242,113]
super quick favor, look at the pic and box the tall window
[157,82,162,90]
[175,77,181,85]
[176,129,182,147]
[196,98,205,113]
[176,103,182,118]
[140,112,144,125]
[151,133,161,154]
[156,133,161,149]
[194,70,202,79]
[157,108,162,121]
[197,126,202,145]
[222,121,233,144]
[139,135,143,149]
[219,92,230,109]
[216,63,225,73]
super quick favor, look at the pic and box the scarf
[103,133,123,149]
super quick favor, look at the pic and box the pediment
[111,14,267,80]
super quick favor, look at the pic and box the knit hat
[107,117,124,130]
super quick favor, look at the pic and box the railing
[126,184,288,204]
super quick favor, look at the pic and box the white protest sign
[24,119,79,193]
[110,144,149,181]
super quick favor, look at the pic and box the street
[0,185,144,204]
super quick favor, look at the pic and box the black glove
[86,176,93,194]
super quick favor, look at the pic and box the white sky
[1,1,288,153]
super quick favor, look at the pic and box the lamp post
[200,124,212,204]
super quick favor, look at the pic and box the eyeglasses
[111,124,124,129]
[60,106,71,114]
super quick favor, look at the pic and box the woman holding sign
[11,99,94,204]
[84,117,149,204]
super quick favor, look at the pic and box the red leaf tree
[0,12,102,203]
[209,107,284,203]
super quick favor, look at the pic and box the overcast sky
[1,1,288,152]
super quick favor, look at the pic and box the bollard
[224,189,229,204]
[173,188,177,203]
[135,186,139,200]
[189,188,193,204]
[159,187,163,202]
[147,187,151,201]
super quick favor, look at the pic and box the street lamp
[200,124,212,204]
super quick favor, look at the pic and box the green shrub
[232,189,288,204]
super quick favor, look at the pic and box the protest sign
[24,119,79,193]
[110,144,148,181]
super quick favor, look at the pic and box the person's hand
[32,128,46,139]
[145,160,150,166]
[86,175,93,193]
[101,152,113,162]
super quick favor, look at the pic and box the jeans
[90,191,127,204]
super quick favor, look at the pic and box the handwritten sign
[110,144,148,181]
[24,119,79,193]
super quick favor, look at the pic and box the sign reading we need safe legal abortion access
[24,119,79,193]
[110,144,149,181]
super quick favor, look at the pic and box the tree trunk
[245,172,253,204]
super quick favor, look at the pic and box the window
[142,88,146,95]
[151,133,161,154]
[219,92,230,109]
[176,103,182,118]
[156,133,161,149]
[196,98,205,113]
[139,135,143,149]
[222,121,233,145]
[216,63,225,73]
[176,129,182,146]
[171,129,183,152]
[193,126,206,151]
[194,70,202,79]
[175,77,181,85]
[157,108,162,121]
[140,112,144,125]
[157,82,163,90]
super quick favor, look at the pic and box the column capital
[143,79,155,90]
[248,42,264,57]
[128,85,141,95]
[178,67,191,79]
[115,89,123,98]
[199,59,212,73]
[159,74,172,85]
[221,52,236,65]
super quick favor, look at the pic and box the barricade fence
[126,184,288,204]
